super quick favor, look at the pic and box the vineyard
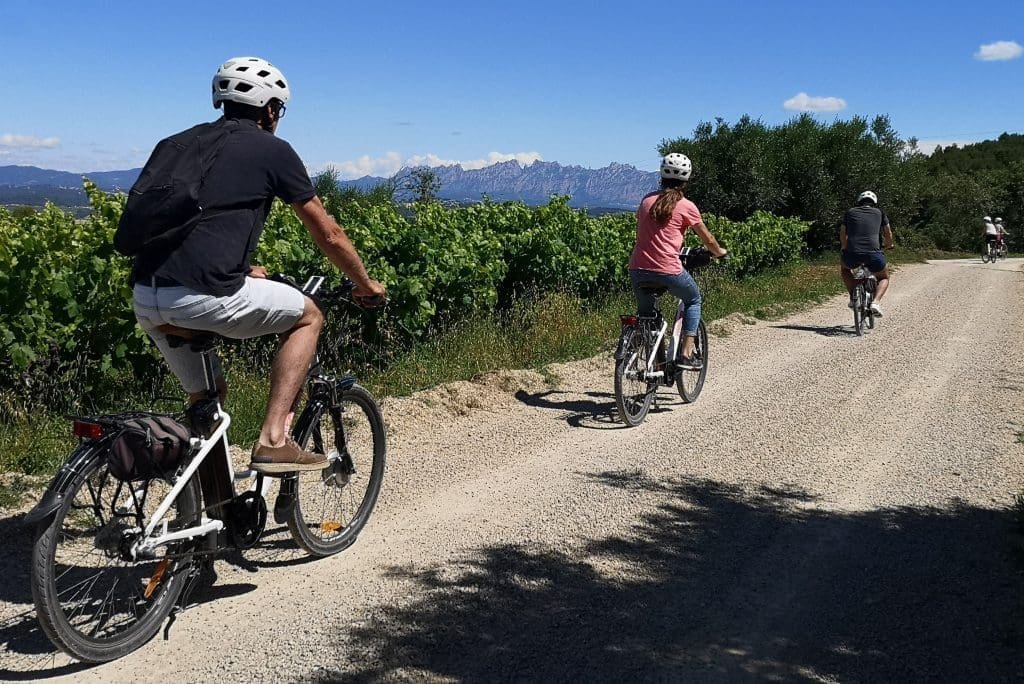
[0,181,807,420]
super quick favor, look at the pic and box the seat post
[200,348,219,400]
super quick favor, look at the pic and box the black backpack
[113,119,236,257]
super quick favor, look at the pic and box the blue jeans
[629,269,702,337]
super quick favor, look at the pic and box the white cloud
[318,151,544,179]
[974,40,1023,61]
[783,92,847,113]
[0,133,61,149]
[406,151,543,170]
[913,139,979,155]
[321,152,404,178]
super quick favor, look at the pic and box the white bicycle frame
[626,300,687,382]
[128,404,273,558]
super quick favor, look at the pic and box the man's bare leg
[840,264,856,297]
[258,297,324,447]
[873,267,890,301]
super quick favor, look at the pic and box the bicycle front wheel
[677,319,709,403]
[288,383,386,556]
[614,327,655,426]
[31,450,200,662]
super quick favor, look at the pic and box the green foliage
[0,180,817,419]
[925,133,1024,176]
[702,211,807,276]
[659,115,1020,254]
[661,114,924,251]
[0,181,157,418]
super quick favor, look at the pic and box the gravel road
[3,257,1023,682]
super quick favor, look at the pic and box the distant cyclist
[627,153,727,370]
[840,190,894,317]
[984,216,999,255]
[995,217,1009,252]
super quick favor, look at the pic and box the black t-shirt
[133,117,316,296]
[843,205,889,253]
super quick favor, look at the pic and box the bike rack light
[72,420,103,440]
[620,315,638,326]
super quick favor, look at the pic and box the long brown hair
[649,178,688,224]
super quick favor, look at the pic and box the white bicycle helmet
[212,56,291,109]
[857,190,878,205]
[984,215,992,222]
[660,153,693,181]
[995,217,1003,223]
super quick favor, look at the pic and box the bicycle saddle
[157,324,220,352]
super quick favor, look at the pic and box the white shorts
[134,276,306,393]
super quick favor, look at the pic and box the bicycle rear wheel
[31,450,200,662]
[288,383,385,556]
[676,319,708,403]
[853,285,865,335]
[614,327,656,426]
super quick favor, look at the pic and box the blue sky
[1,0,1021,176]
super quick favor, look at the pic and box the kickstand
[166,559,214,638]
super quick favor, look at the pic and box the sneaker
[678,355,704,371]
[847,299,856,309]
[250,437,329,474]
[870,301,884,317]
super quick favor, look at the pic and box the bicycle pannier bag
[113,119,235,257]
[108,414,193,481]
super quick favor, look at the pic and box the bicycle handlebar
[679,246,727,271]
[271,274,384,310]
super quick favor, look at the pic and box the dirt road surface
[3,257,1023,682]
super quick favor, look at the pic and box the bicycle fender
[614,330,632,360]
[23,440,110,525]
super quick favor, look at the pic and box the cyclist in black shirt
[132,57,386,473]
[840,190,894,317]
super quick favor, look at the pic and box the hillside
[0,161,657,211]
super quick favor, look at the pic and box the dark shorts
[841,250,886,273]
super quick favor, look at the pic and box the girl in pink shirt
[628,153,727,368]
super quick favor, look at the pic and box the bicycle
[614,247,716,426]
[982,240,999,263]
[849,264,877,336]
[24,275,386,663]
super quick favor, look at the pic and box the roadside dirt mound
[708,312,758,337]
[381,368,551,442]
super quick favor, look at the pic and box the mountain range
[0,160,658,210]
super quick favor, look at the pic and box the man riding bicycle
[129,57,386,474]
[841,190,894,317]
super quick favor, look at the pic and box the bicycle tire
[982,251,990,263]
[31,450,200,662]
[676,319,708,403]
[614,327,655,426]
[288,383,386,556]
[853,285,865,336]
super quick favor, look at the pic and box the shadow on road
[0,506,299,677]
[514,389,621,430]
[772,324,860,338]
[317,475,1024,682]
[514,389,688,430]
